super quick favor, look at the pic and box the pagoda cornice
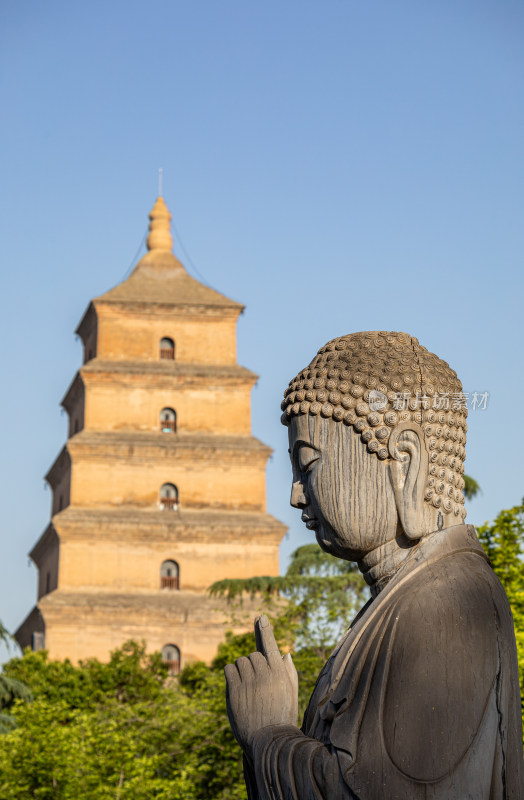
[61,361,259,411]
[36,587,254,625]
[94,298,243,318]
[29,523,58,564]
[49,506,286,542]
[45,446,71,488]
[61,372,84,416]
[75,302,96,342]
[45,433,272,490]
[69,430,271,457]
[80,360,258,381]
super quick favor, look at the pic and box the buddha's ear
[388,421,429,540]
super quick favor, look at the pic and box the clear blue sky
[1,0,523,649]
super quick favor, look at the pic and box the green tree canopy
[463,474,481,501]
[477,500,524,699]
[0,640,248,799]
[0,622,32,734]
[210,543,368,658]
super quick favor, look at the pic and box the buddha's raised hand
[225,614,298,751]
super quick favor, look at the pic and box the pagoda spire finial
[146,195,173,252]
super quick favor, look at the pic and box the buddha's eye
[298,446,319,473]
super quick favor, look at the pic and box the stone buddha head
[281,332,467,566]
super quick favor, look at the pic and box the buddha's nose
[290,480,308,509]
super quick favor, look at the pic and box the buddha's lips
[302,512,318,530]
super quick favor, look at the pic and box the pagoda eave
[80,359,258,382]
[51,506,287,543]
[67,431,273,459]
[94,297,243,318]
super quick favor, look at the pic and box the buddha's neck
[358,532,417,598]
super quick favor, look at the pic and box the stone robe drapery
[246,525,523,799]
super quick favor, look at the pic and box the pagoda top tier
[96,197,243,310]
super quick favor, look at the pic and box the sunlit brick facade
[16,197,286,667]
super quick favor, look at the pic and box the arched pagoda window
[162,644,181,676]
[160,560,179,590]
[160,337,175,360]
[32,632,45,652]
[159,483,179,511]
[160,408,177,433]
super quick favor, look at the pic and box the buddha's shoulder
[391,546,512,659]
[404,542,509,614]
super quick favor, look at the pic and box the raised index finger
[255,614,281,664]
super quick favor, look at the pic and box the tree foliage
[0,640,250,799]
[463,474,481,501]
[0,622,32,734]
[477,501,524,702]
[210,543,368,658]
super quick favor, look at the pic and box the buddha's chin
[316,530,348,560]
[315,528,362,562]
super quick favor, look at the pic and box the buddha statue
[225,331,523,798]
